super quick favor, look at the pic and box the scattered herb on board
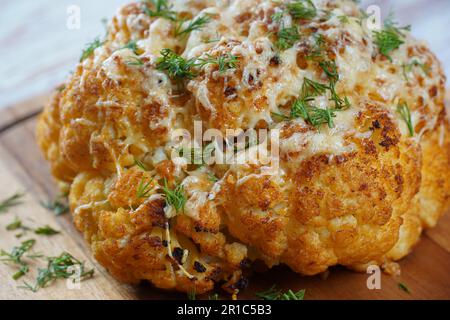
[41,195,69,216]
[0,192,24,214]
[0,239,41,280]
[398,282,411,294]
[21,252,94,292]
[256,285,306,300]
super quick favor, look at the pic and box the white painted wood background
[0,0,449,109]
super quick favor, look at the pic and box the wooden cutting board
[0,93,449,300]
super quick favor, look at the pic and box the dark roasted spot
[224,86,237,97]
[172,247,184,264]
[194,261,207,273]
[270,55,281,66]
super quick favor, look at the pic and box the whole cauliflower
[37,0,450,294]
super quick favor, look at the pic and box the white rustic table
[0,0,449,109]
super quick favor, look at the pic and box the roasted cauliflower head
[37,0,450,294]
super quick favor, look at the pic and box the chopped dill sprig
[156,49,197,80]
[287,0,317,20]
[0,239,41,280]
[398,282,411,294]
[126,56,144,66]
[143,0,177,21]
[397,102,414,136]
[136,177,154,199]
[41,195,69,216]
[21,252,94,292]
[209,293,219,300]
[121,40,139,54]
[373,16,410,62]
[275,26,300,50]
[80,38,104,62]
[256,285,305,300]
[291,99,336,128]
[187,290,196,300]
[162,179,186,213]
[0,192,24,214]
[196,53,238,73]
[34,225,60,236]
[134,158,148,171]
[175,15,211,37]
[402,59,430,81]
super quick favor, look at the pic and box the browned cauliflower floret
[37,0,450,294]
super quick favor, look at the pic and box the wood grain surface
[0,94,449,300]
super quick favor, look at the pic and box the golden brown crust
[36,0,450,293]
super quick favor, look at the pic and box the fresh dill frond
[136,177,154,199]
[397,102,414,136]
[338,15,350,24]
[187,290,196,300]
[156,49,197,80]
[143,0,177,21]
[126,56,144,66]
[287,0,317,20]
[275,26,300,50]
[256,285,305,300]
[301,78,328,98]
[35,225,60,236]
[209,293,219,300]
[80,38,104,62]
[162,179,186,213]
[41,195,69,216]
[6,217,23,231]
[196,53,238,73]
[21,252,94,292]
[319,60,339,83]
[175,15,211,37]
[398,282,411,294]
[271,11,284,23]
[134,158,148,171]
[290,99,336,128]
[373,17,410,62]
[121,40,139,54]
[0,239,39,280]
[402,59,430,81]
[0,192,24,214]
[207,173,219,183]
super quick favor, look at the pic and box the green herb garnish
[80,38,104,62]
[0,239,41,280]
[136,177,154,199]
[134,158,148,171]
[175,15,211,37]
[21,252,94,292]
[196,53,238,73]
[41,196,69,216]
[162,179,186,213]
[287,0,317,20]
[0,192,24,214]
[397,102,414,136]
[126,56,144,66]
[398,282,411,294]
[143,0,177,21]
[156,49,197,80]
[373,17,410,62]
[35,225,60,236]
[402,59,430,81]
[275,26,300,50]
[256,285,305,300]
[122,40,139,54]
